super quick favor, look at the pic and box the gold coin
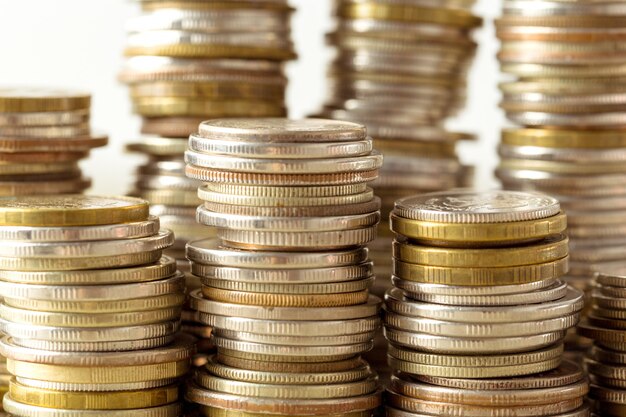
[502,128,626,149]
[133,97,285,117]
[337,2,481,28]
[0,134,107,153]
[0,195,148,227]
[393,256,568,286]
[7,359,189,383]
[390,212,567,246]
[0,152,86,164]
[129,82,284,100]
[9,380,178,410]
[201,277,373,295]
[393,234,568,267]
[200,407,374,417]
[0,250,162,271]
[201,287,369,307]
[0,88,90,113]
[126,137,187,156]
[125,45,296,61]
[374,139,456,158]
[216,353,364,373]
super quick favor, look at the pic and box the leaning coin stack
[318,0,481,308]
[579,271,626,416]
[495,0,626,323]
[385,190,589,417]
[0,88,107,195]
[184,118,383,417]
[0,195,192,417]
[127,137,216,355]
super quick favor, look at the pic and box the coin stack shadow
[0,196,191,417]
[0,88,107,195]
[183,119,384,417]
[317,0,481,369]
[384,190,589,417]
[120,0,296,354]
[578,271,626,416]
[494,0,626,352]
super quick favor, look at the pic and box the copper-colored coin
[141,117,205,138]
[185,166,379,185]
[0,177,91,196]
[0,151,87,163]
[201,287,369,307]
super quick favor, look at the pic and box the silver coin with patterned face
[393,190,560,223]
[197,118,367,142]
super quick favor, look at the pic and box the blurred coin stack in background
[579,271,626,416]
[121,0,295,352]
[184,119,383,416]
[495,0,626,352]
[0,195,191,417]
[0,88,107,195]
[385,190,589,417]
[318,0,481,300]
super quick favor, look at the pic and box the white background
[0,0,502,195]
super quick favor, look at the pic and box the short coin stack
[184,118,383,417]
[579,271,626,416]
[495,1,626,307]
[127,137,216,355]
[385,190,589,417]
[0,195,191,417]
[318,0,481,310]
[0,88,107,195]
[120,0,294,137]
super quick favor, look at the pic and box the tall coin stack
[318,0,481,318]
[579,271,626,416]
[495,0,626,337]
[184,119,384,417]
[0,88,107,195]
[0,195,191,417]
[126,137,215,354]
[384,190,589,417]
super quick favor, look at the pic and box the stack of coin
[184,118,383,417]
[317,0,481,325]
[120,0,294,136]
[127,137,216,356]
[385,190,589,417]
[0,195,191,416]
[0,88,107,195]
[495,2,626,312]
[579,271,626,416]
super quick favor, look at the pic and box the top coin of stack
[184,118,383,417]
[0,88,107,195]
[120,0,295,138]
[495,1,626,302]
[579,271,626,417]
[0,195,191,417]
[384,190,589,417]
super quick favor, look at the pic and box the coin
[0,195,149,227]
[0,88,90,113]
[201,287,369,307]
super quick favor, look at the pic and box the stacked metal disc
[318,0,481,318]
[0,195,191,417]
[184,118,383,417]
[120,0,294,137]
[384,190,589,417]
[127,137,216,355]
[0,88,107,195]
[495,2,626,306]
[578,271,626,416]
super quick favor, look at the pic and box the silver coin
[0,109,89,127]
[391,276,558,296]
[0,216,159,242]
[506,111,626,127]
[184,149,383,174]
[189,134,373,159]
[136,175,198,191]
[211,336,373,358]
[499,144,626,163]
[11,335,176,352]
[503,0,626,16]
[0,229,173,258]
[186,238,369,268]
[197,118,367,142]
[126,30,292,49]
[393,190,560,223]
[14,377,178,392]
[384,287,584,323]
[213,328,376,346]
